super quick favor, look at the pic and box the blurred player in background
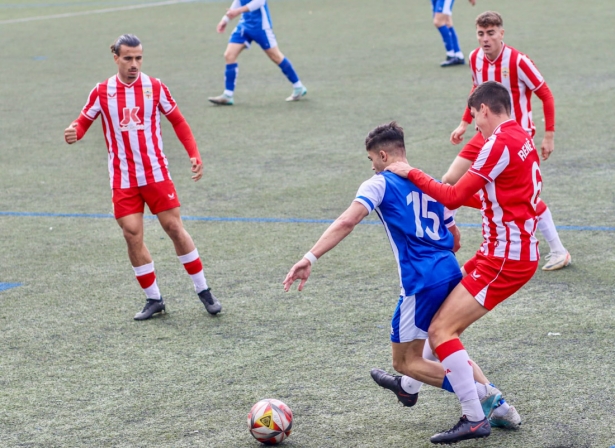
[284,121,519,442]
[64,34,222,320]
[387,82,541,443]
[444,11,570,271]
[432,0,476,67]
[208,0,307,105]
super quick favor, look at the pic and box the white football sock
[537,208,566,253]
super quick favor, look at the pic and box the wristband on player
[303,251,317,265]
[221,15,230,23]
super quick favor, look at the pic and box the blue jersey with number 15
[354,171,460,297]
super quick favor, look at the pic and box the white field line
[0,0,199,25]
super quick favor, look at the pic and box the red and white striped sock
[178,249,208,293]
[133,262,161,300]
[435,338,484,422]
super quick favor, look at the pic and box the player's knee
[433,15,447,27]
[223,51,237,64]
[427,324,448,349]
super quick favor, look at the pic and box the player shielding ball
[208,0,307,105]
[64,34,222,320]
[444,10,570,271]
[283,121,519,444]
[386,81,540,444]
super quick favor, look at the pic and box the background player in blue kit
[208,0,307,105]
[432,0,476,67]
[282,122,518,434]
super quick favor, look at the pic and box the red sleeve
[462,85,476,124]
[70,114,94,142]
[534,83,555,132]
[407,169,486,210]
[166,107,201,163]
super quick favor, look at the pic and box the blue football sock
[449,26,463,58]
[278,58,300,84]
[224,63,238,93]
[442,376,455,393]
[437,25,453,52]
[448,26,461,54]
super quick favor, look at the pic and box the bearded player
[64,34,222,320]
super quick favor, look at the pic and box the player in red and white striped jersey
[64,34,222,320]
[387,81,538,444]
[444,11,570,272]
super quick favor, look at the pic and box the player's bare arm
[283,202,368,292]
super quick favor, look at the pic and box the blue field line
[0,211,613,232]
[0,283,22,292]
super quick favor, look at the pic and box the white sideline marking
[0,0,198,25]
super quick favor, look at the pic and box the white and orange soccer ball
[247,398,293,445]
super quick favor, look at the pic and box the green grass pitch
[1,0,614,446]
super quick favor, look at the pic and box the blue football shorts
[229,25,278,50]
[432,0,455,15]
[390,274,462,343]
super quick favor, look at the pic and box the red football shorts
[458,132,485,161]
[461,253,538,311]
[112,179,181,219]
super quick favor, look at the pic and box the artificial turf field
[1,0,614,446]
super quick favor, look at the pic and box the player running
[444,10,570,271]
[386,81,541,444]
[64,34,222,321]
[431,0,476,67]
[208,0,307,105]
[283,121,518,441]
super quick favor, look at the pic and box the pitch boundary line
[1,211,613,232]
[0,0,200,25]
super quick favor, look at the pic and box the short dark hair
[110,34,141,56]
[476,11,503,28]
[467,81,511,116]
[365,121,406,155]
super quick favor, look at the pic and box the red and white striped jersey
[80,73,177,189]
[469,120,542,261]
[468,44,545,136]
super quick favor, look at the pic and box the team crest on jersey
[143,87,153,100]
[502,67,509,78]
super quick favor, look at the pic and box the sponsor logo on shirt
[120,106,144,131]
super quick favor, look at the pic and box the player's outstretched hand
[385,161,414,178]
[468,0,476,6]
[450,122,469,145]
[449,224,461,253]
[190,157,203,181]
[216,21,227,33]
[64,123,78,144]
[541,131,555,161]
[283,258,312,292]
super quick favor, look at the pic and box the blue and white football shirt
[234,0,273,30]
[354,171,460,297]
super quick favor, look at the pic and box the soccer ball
[247,398,293,445]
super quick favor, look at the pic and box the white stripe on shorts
[399,295,428,342]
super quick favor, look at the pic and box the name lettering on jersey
[502,67,509,78]
[517,139,534,161]
[143,87,153,100]
[120,106,144,131]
